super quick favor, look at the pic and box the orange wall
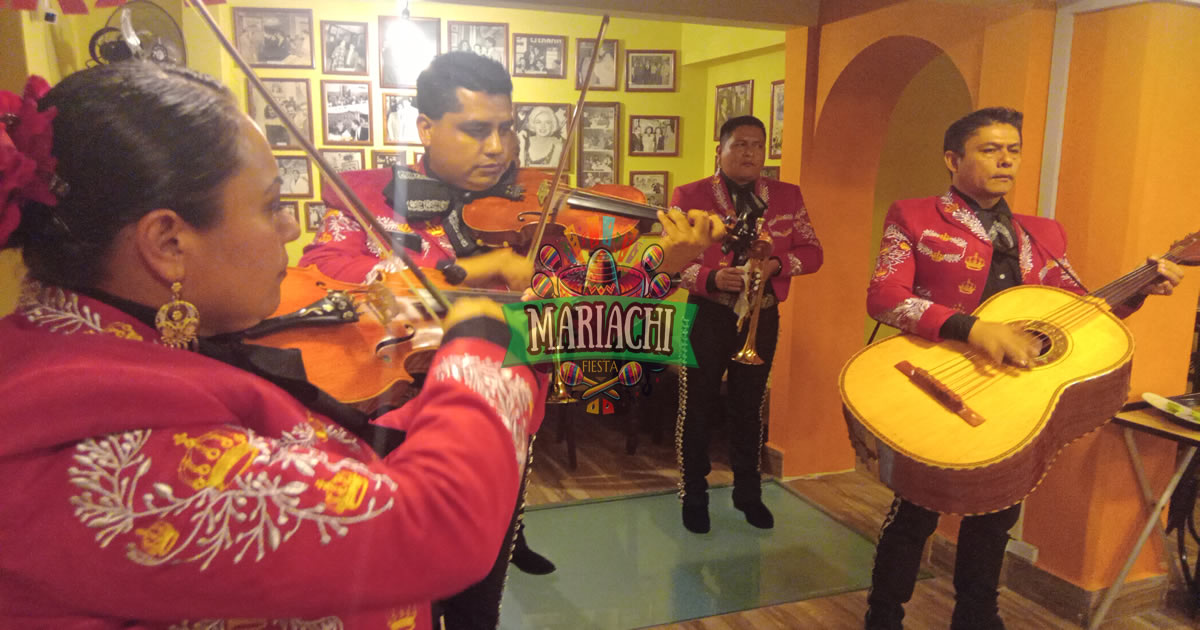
[1023,2,1200,589]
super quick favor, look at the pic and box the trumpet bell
[732,347,764,365]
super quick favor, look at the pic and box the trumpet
[732,217,773,365]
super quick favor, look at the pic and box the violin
[242,265,519,413]
[461,168,662,252]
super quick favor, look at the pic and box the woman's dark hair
[943,107,1023,155]
[416,51,512,120]
[7,62,245,289]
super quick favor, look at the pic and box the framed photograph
[373,150,406,169]
[625,50,676,92]
[280,201,300,227]
[575,39,619,91]
[321,21,367,75]
[760,165,780,180]
[513,34,566,78]
[320,149,365,174]
[321,81,372,146]
[714,79,754,140]
[247,78,312,150]
[449,22,508,69]
[383,92,421,145]
[304,201,327,232]
[514,102,571,169]
[577,102,619,187]
[276,156,312,198]
[379,16,440,89]
[629,171,668,209]
[628,115,679,157]
[769,79,785,159]
[233,8,313,69]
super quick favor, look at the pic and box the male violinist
[299,50,724,625]
[672,115,824,534]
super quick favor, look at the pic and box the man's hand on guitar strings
[966,320,1042,367]
[1141,257,1183,296]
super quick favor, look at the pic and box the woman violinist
[0,62,540,629]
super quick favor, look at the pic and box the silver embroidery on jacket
[430,354,534,475]
[876,297,932,332]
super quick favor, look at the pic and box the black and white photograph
[629,115,679,157]
[449,22,508,68]
[760,165,780,180]
[304,201,326,232]
[373,150,406,169]
[321,21,367,75]
[714,79,754,140]
[383,92,420,145]
[575,39,619,91]
[512,34,566,79]
[321,81,372,145]
[276,156,312,198]
[320,149,365,174]
[281,201,300,227]
[233,8,313,69]
[379,16,440,89]
[578,102,619,187]
[770,79,785,159]
[625,50,676,92]
[629,171,668,209]
[246,78,311,150]
[514,103,571,169]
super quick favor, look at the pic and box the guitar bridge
[895,361,986,426]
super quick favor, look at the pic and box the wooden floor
[526,409,1200,629]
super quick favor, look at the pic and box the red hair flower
[0,75,58,248]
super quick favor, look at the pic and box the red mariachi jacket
[299,165,453,283]
[0,281,543,629]
[867,189,1087,342]
[671,173,823,304]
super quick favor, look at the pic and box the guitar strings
[913,250,1182,401]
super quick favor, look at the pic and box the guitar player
[862,107,1183,630]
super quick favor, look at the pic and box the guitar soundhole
[1012,319,1068,367]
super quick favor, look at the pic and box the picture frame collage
[232,7,779,232]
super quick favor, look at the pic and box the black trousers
[676,297,779,506]
[439,439,533,629]
[866,496,1021,630]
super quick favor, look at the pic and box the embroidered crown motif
[173,429,260,491]
[958,279,977,295]
[389,606,419,630]
[964,252,985,271]
[315,470,370,514]
[134,520,180,557]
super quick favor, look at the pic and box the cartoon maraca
[581,362,644,400]
[559,361,620,401]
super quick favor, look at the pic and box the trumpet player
[671,116,824,533]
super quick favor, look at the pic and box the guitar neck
[1090,251,1180,308]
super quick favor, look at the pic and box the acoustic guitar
[840,233,1200,515]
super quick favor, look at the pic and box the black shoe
[682,504,710,533]
[734,500,774,529]
[511,540,556,575]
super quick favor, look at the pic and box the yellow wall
[182,0,785,264]
[0,2,784,313]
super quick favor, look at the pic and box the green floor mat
[499,481,877,629]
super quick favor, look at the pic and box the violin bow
[186,1,453,317]
[525,14,611,260]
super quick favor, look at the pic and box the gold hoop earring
[156,281,200,350]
